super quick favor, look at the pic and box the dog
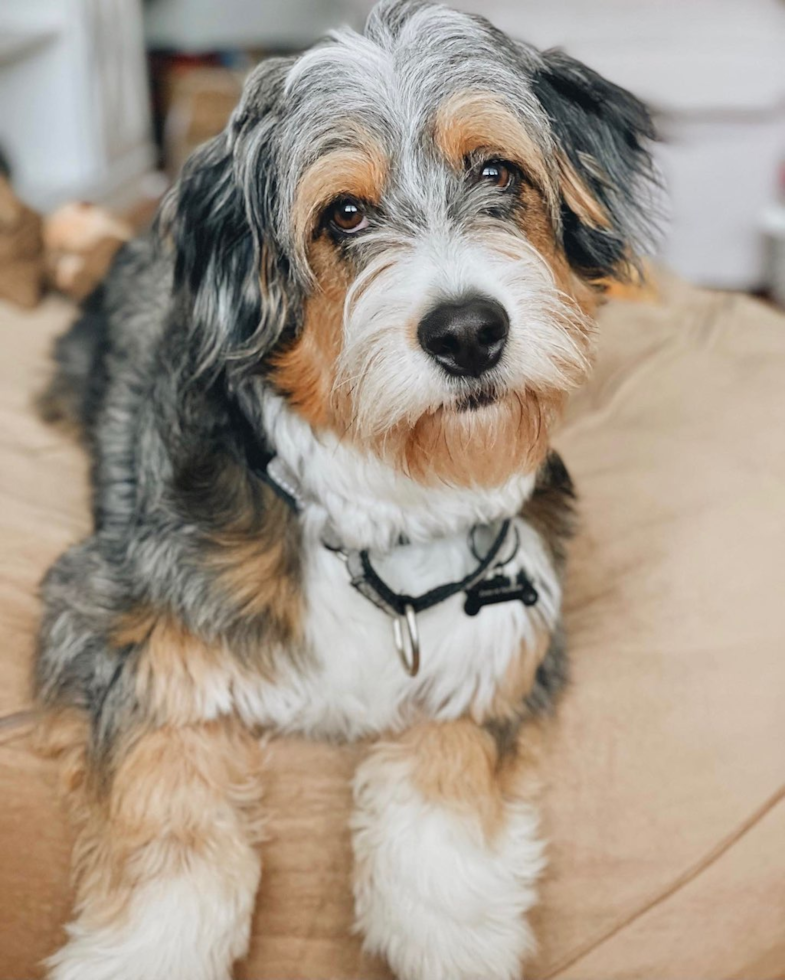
[35,2,656,977]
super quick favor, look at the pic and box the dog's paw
[352,753,543,980]
[45,866,254,980]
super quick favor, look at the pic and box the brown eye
[473,159,516,190]
[327,196,369,234]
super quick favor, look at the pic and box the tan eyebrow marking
[434,92,555,208]
[292,142,389,261]
[435,90,609,230]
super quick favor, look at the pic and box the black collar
[229,397,537,676]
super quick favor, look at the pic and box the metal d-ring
[392,603,420,677]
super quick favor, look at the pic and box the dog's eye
[471,159,517,190]
[326,197,369,235]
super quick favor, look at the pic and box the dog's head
[164,0,656,488]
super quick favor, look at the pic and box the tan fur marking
[375,717,543,842]
[209,533,302,640]
[557,151,610,230]
[41,710,265,932]
[36,707,92,800]
[434,92,556,215]
[113,505,301,719]
[486,184,600,322]
[132,615,243,726]
[292,144,388,258]
[270,237,349,428]
[205,487,303,644]
[279,140,388,428]
[496,723,544,803]
[395,719,507,840]
[516,180,559,258]
[381,388,564,488]
[111,606,157,649]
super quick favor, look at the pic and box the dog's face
[167,0,655,488]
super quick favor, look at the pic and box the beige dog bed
[1,272,783,979]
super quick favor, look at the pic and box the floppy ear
[160,58,296,378]
[532,49,658,282]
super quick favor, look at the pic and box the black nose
[417,296,509,378]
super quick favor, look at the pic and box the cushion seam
[541,784,785,979]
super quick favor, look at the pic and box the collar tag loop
[392,603,420,677]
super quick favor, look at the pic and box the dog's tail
[36,285,109,440]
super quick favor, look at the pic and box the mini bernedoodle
[36,2,656,978]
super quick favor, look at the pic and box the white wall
[144,0,360,51]
[0,0,155,210]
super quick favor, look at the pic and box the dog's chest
[234,518,560,740]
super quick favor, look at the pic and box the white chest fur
[230,394,562,739]
[234,516,561,740]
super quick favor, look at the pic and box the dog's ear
[160,58,295,378]
[532,49,658,282]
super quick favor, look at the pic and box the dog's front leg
[43,712,265,980]
[352,718,544,980]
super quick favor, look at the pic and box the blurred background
[1,0,784,307]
